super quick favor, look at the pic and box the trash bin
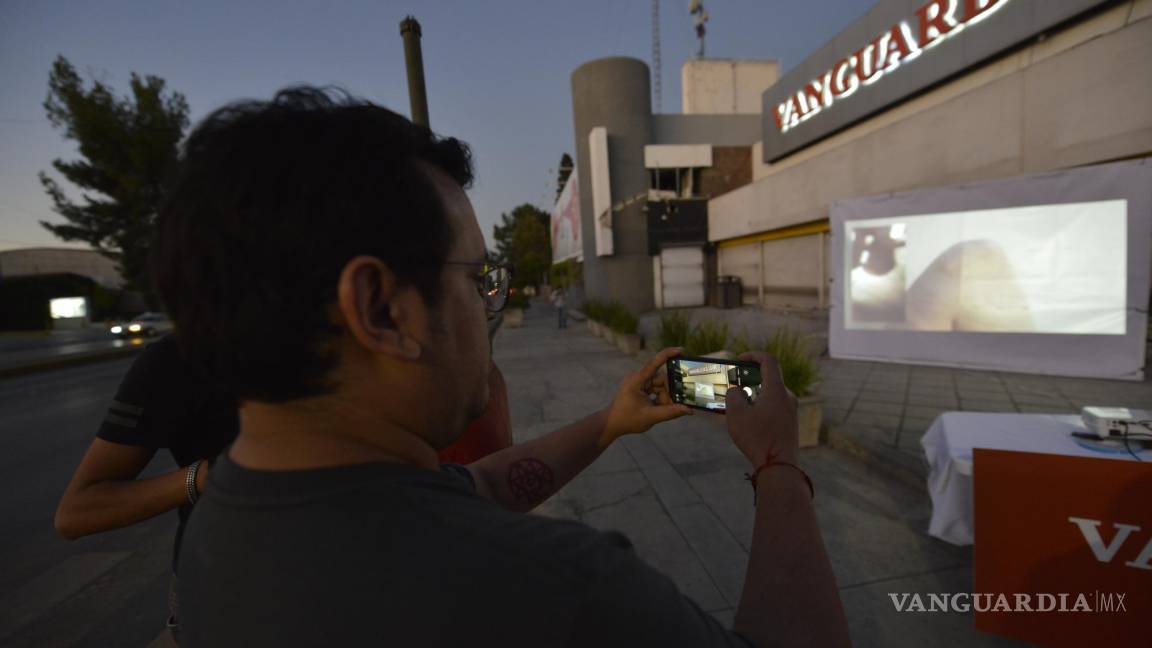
[718,275,743,309]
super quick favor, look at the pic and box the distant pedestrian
[554,287,567,329]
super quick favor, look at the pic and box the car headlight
[128,324,142,332]
[111,325,123,334]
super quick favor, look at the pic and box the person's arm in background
[54,336,216,540]
[54,439,208,539]
[466,348,690,513]
[726,353,851,647]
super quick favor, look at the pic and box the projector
[1081,407,1152,439]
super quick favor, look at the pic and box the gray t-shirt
[177,454,755,647]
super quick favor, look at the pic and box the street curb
[0,345,147,380]
[825,423,928,491]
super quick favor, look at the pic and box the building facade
[0,247,125,289]
[570,58,775,313]
[570,0,1152,318]
[714,0,1152,311]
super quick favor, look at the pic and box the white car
[110,312,174,338]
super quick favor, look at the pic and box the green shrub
[762,328,820,397]
[729,332,752,357]
[657,310,691,348]
[507,291,531,310]
[582,299,603,322]
[602,301,618,327]
[684,320,728,356]
[610,304,638,335]
[550,259,581,289]
[581,300,636,334]
[585,297,603,320]
[599,301,628,333]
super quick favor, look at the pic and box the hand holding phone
[600,348,693,448]
[664,355,763,413]
[725,353,799,466]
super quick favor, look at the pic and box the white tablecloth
[920,412,1150,545]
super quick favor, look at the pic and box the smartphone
[666,355,763,413]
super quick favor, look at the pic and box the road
[0,329,115,353]
[0,358,177,647]
[0,329,148,374]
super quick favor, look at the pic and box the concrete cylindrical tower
[571,57,654,314]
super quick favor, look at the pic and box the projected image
[848,224,908,325]
[845,200,1127,334]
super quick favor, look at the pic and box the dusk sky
[0,0,875,253]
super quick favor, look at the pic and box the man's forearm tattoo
[507,458,555,503]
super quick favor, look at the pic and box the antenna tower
[689,0,709,59]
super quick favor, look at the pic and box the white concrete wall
[719,1,1152,242]
[0,248,125,288]
[682,59,780,115]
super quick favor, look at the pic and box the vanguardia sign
[774,0,1010,134]
[758,0,1109,162]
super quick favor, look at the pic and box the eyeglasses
[443,262,513,313]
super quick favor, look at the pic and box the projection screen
[829,159,1151,380]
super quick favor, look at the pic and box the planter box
[604,329,616,345]
[587,320,598,335]
[504,308,524,328]
[616,333,641,355]
[797,395,824,448]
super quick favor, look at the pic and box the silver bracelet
[186,460,204,505]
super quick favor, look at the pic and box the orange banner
[973,449,1151,646]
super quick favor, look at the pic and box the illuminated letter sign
[761,0,1108,161]
[775,0,1010,135]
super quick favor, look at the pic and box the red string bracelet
[743,451,814,505]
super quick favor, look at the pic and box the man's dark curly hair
[153,86,473,403]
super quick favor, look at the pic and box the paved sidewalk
[495,301,1025,647]
[820,353,1152,486]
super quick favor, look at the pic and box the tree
[492,204,551,289]
[38,55,190,296]
[555,152,574,201]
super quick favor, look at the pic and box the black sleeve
[568,532,757,647]
[95,338,173,449]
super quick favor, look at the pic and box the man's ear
[336,256,422,360]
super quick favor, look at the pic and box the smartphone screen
[666,355,763,413]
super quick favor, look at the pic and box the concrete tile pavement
[820,353,1152,486]
[495,300,1028,646]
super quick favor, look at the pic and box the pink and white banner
[551,170,582,264]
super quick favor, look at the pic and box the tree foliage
[38,55,190,294]
[492,204,551,289]
[556,152,574,201]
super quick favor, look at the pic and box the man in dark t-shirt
[187,455,748,646]
[158,89,850,648]
[55,334,239,640]
[94,335,239,563]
